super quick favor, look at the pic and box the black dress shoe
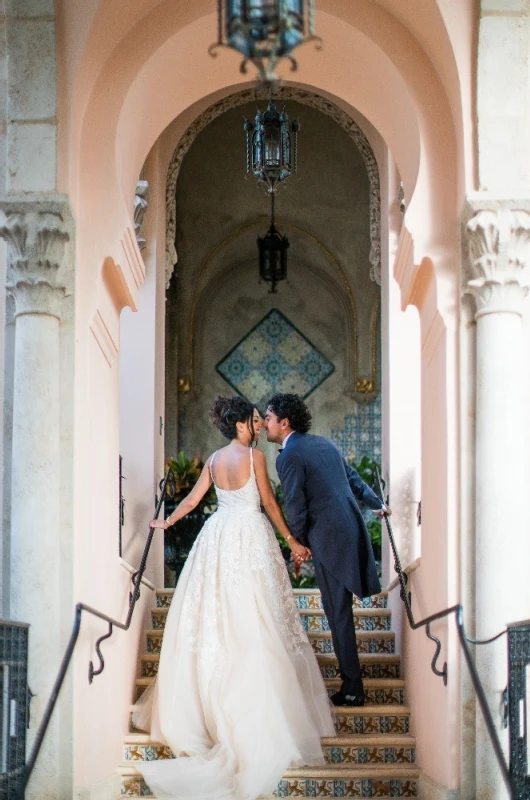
[330,691,365,707]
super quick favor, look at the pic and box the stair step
[155,588,388,611]
[144,629,395,656]
[325,679,404,705]
[123,732,416,766]
[139,651,401,680]
[307,631,395,656]
[150,606,392,633]
[118,763,418,797]
[133,676,405,705]
[317,653,401,680]
[332,705,410,735]
[129,705,411,737]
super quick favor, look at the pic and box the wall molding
[422,310,446,367]
[393,226,418,310]
[89,308,118,367]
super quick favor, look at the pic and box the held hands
[289,538,312,565]
[374,504,392,519]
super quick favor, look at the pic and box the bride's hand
[150,519,169,529]
[290,541,311,563]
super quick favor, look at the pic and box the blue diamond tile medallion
[216,309,334,412]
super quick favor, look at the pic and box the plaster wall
[119,146,165,586]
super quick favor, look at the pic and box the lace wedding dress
[132,448,335,799]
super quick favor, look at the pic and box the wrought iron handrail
[9,468,172,799]
[373,468,515,799]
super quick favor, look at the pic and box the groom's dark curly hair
[267,394,312,433]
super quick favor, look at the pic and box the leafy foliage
[164,451,217,508]
[348,455,383,550]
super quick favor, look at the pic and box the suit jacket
[276,432,382,599]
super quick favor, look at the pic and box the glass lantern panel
[264,127,280,165]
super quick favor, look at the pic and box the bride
[132,395,335,799]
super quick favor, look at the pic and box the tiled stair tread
[333,705,410,716]
[139,651,400,663]
[155,589,388,597]
[317,653,399,664]
[151,606,391,618]
[308,631,394,639]
[135,676,404,690]
[123,732,415,747]
[119,763,418,779]
[146,629,394,639]
[282,766,419,778]
[129,703,411,717]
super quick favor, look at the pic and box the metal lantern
[210,0,321,83]
[258,193,289,293]
[245,101,299,193]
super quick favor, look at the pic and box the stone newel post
[0,200,72,797]
[466,208,530,800]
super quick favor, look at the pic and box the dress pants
[313,558,363,695]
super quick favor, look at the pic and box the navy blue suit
[276,432,383,695]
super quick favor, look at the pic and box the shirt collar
[281,431,295,450]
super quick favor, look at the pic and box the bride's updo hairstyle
[211,396,255,441]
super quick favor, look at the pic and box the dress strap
[249,446,254,475]
[209,451,217,483]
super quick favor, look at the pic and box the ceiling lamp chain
[258,192,289,293]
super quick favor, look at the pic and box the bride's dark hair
[210,396,255,442]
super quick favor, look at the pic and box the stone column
[466,208,530,800]
[0,200,72,799]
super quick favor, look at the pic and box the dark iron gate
[0,621,29,800]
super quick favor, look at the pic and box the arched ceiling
[60,0,464,281]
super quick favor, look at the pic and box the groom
[264,393,390,707]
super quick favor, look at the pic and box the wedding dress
[132,447,335,800]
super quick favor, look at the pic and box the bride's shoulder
[253,447,266,464]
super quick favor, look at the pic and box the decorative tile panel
[294,592,387,611]
[216,309,334,412]
[331,394,382,463]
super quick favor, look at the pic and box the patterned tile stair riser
[134,677,405,705]
[150,607,392,632]
[123,735,416,766]
[118,768,419,798]
[155,589,388,609]
[121,587,418,797]
[140,652,402,680]
[145,629,395,656]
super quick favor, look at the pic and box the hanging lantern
[210,0,321,84]
[258,193,288,293]
[245,100,299,193]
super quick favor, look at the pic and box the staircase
[118,588,418,798]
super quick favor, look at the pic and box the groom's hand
[374,504,391,518]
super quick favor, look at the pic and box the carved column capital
[134,180,149,253]
[0,201,72,318]
[466,209,530,317]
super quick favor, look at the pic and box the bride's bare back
[210,444,253,491]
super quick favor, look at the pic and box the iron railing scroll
[3,467,172,800]
[372,467,517,799]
